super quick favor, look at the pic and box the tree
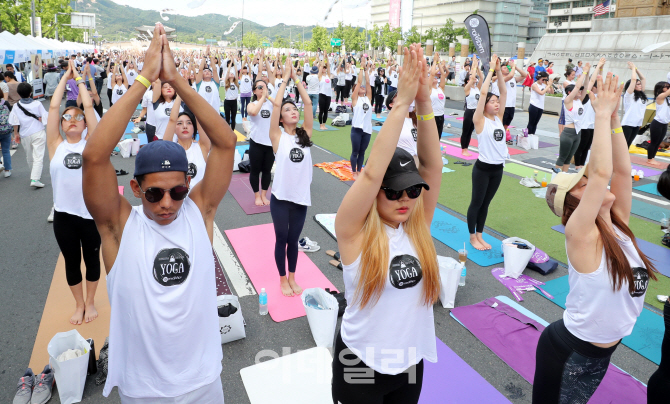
[435,18,466,53]
[403,26,421,46]
[380,24,402,56]
[0,0,82,41]
[242,31,260,50]
[370,24,383,50]
[273,35,288,49]
[310,25,330,53]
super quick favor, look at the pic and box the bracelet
[135,75,151,89]
[612,127,623,134]
[75,77,83,82]
[417,112,435,121]
[582,72,588,75]
[489,68,494,72]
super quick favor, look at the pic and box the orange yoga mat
[314,160,355,181]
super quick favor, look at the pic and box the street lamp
[412,13,423,45]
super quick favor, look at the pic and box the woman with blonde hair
[332,44,442,403]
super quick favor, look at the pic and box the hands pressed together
[140,23,180,85]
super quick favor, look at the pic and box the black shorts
[502,107,515,126]
[447,72,455,80]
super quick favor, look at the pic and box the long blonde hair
[354,195,441,309]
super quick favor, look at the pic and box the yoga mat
[450,297,648,403]
[314,214,337,240]
[419,337,512,404]
[630,145,670,157]
[446,137,528,155]
[535,275,662,365]
[225,223,338,322]
[125,122,135,133]
[634,182,662,197]
[136,103,142,110]
[213,251,232,296]
[372,125,381,132]
[240,347,333,404]
[372,115,387,122]
[630,154,669,170]
[118,185,124,195]
[123,134,133,140]
[228,173,272,215]
[631,199,670,222]
[235,130,246,142]
[298,120,336,131]
[524,157,579,173]
[138,132,148,145]
[503,162,549,179]
[442,167,455,173]
[430,208,504,267]
[440,143,479,160]
[236,144,250,157]
[632,164,664,177]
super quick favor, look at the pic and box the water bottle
[458,264,466,286]
[259,288,268,315]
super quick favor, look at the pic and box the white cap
[261,288,265,292]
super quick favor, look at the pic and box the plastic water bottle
[459,264,467,286]
[259,288,268,315]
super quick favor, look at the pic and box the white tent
[0,32,94,64]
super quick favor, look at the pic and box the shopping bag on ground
[48,330,91,404]
[118,139,133,158]
[242,120,251,134]
[502,237,536,279]
[529,134,539,149]
[131,138,140,156]
[233,148,242,171]
[437,256,462,308]
[517,135,531,150]
[216,295,246,344]
[302,288,339,348]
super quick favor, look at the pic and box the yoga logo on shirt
[205,85,213,93]
[129,72,134,76]
[362,103,369,112]
[493,129,504,141]
[578,108,584,115]
[63,152,82,169]
[510,81,515,88]
[438,93,444,100]
[116,89,124,95]
[230,85,236,91]
[164,108,172,116]
[261,109,271,118]
[153,248,191,286]
[289,147,304,162]
[187,162,197,178]
[389,254,422,289]
[245,78,249,83]
[475,94,480,100]
[630,267,649,298]
[411,128,418,141]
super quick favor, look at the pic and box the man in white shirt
[458,63,471,87]
[9,83,48,187]
[5,64,25,82]
[447,56,456,84]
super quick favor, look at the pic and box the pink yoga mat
[447,137,528,155]
[630,154,669,170]
[225,223,338,322]
[440,143,479,160]
[228,173,271,215]
[118,186,124,195]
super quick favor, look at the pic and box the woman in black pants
[467,55,508,251]
[247,80,275,206]
[525,71,554,137]
[573,59,603,170]
[374,67,387,116]
[621,62,647,147]
[648,81,670,167]
[223,66,238,131]
[317,59,332,130]
[461,55,483,157]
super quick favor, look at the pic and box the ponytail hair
[564,69,574,79]
[279,100,313,148]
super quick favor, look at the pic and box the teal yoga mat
[430,208,503,267]
[125,122,135,133]
[298,120,336,131]
[372,115,387,122]
[631,199,670,222]
[535,276,662,365]
[634,183,662,197]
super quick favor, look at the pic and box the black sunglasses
[138,185,189,203]
[380,185,423,201]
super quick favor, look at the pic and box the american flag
[593,0,610,16]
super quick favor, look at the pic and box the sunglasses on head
[138,185,189,203]
[380,185,423,201]
[62,114,84,122]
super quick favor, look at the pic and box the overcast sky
[108,0,372,28]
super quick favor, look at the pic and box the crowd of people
[4,21,670,404]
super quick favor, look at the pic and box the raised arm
[495,59,507,121]
[270,59,291,151]
[515,62,528,82]
[364,63,372,100]
[609,89,632,224]
[152,78,162,103]
[85,64,101,107]
[46,61,73,157]
[246,85,268,117]
[565,63,590,109]
[265,57,276,85]
[196,54,205,83]
[587,59,604,93]
[473,55,497,132]
[295,65,313,138]
[211,49,220,84]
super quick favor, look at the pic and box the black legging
[335,86,345,103]
[270,195,307,277]
[318,94,331,124]
[345,79,353,98]
[527,104,544,135]
[533,319,618,404]
[371,87,377,107]
[622,125,640,148]
[573,128,593,167]
[53,211,101,286]
[248,139,274,193]
[375,94,385,114]
[648,120,668,160]
[648,300,670,403]
[223,99,237,131]
[435,115,445,139]
[294,86,300,104]
[350,127,371,172]
[107,88,113,106]
[331,331,424,404]
[467,160,503,234]
[461,108,475,149]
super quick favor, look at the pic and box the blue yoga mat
[551,224,670,278]
[236,144,249,157]
[444,119,464,129]
[631,199,670,222]
[138,132,148,145]
[372,115,386,122]
[634,183,662,197]
[125,122,135,133]
[430,208,503,267]
[535,276,662,365]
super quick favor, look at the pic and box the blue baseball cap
[134,140,188,176]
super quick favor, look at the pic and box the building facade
[545,0,616,33]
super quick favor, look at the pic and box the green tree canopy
[0,0,83,42]
[273,35,288,49]
[403,26,421,46]
[310,25,330,53]
[242,31,261,50]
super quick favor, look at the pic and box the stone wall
[592,15,670,32]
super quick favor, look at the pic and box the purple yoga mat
[491,267,553,302]
[631,164,664,177]
[451,298,648,403]
[419,337,511,404]
[228,173,272,215]
[537,140,557,148]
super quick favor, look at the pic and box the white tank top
[153,100,183,139]
[111,84,127,104]
[476,116,509,166]
[271,129,312,206]
[50,138,92,220]
[654,98,670,125]
[184,142,207,189]
[505,79,517,108]
[564,99,584,132]
[431,87,445,117]
[465,87,480,110]
[239,75,252,94]
[103,198,222,398]
[125,69,137,87]
[225,82,239,100]
[562,79,575,100]
[319,76,332,97]
[341,223,438,375]
[337,71,346,86]
[564,227,649,343]
[248,99,273,146]
[582,98,596,130]
[197,80,221,112]
[352,96,372,134]
[530,83,546,109]
[397,118,417,156]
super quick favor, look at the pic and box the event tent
[0,32,94,64]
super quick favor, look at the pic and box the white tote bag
[529,134,539,149]
[216,295,246,344]
[48,330,91,404]
[233,148,242,171]
[118,139,133,158]
[302,288,339,348]
[518,135,532,151]
[437,256,462,308]
[130,138,140,156]
[502,237,536,279]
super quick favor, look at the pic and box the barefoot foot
[70,305,85,325]
[320,124,327,130]
[84,304,98,323]
[261,195,271,205]
[288,276,302,295]
[476,233,492,250]
[280,277,294,297]
[648,159,662,167]
[469,234,486,251]
[254,194,264,206]
[462,149,472,157]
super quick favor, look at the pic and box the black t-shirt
[79,99,103,119]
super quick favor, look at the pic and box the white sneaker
[631,168,637,177]
[520,177,540,188]
[637,169,644,179]
[298,240,320,253]
[4,170,10,178]
[30,180,45,188]
[658,295,669,303]
[300,237,319,247]
[47,207,54,223]
[446,123,452,128]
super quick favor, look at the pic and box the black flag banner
[463,14,492,73]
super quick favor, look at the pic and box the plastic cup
[458,248,468,263]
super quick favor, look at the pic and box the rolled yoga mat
[225,223,338,322]
[227,173,272,215]
[450,297,648,403]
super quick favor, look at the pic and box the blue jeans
[0,130,12,170]
[240,96,251,118]
[309,94,318,120]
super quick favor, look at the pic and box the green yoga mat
[298,120,336,131]
[503,163,551,179]
[535,275,663,365]
[631,199,670,222]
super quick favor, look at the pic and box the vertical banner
[30,54,44,99]
[389,0,401,29]
[463,14,492,73]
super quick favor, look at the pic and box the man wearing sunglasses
[82,24,236,402]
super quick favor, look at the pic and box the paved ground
[1,88,667,403]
